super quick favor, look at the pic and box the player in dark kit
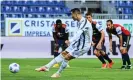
[52,19,70,67]
[86,12,114,69]
[106,20,132,69]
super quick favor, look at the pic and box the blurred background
[1,0,133,36]
[1,0,133,58]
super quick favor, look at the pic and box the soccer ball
[9,63,20,73]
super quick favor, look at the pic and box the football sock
[45,54,64,69]
[103,54,112,63]
[123,53,131,65]
[98,55,106,64]
[56,60,68,74]
[122,54,126,65]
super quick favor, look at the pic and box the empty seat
[46,7,53,13]
[123,8,130,14]
[38,7,46,13]
[128,1,133,6]
[18,1,26,5]
[38,1,46,5]
[22,6,29,13]
[63,8,70,13]
[1,14,4,21]
[59,1,65,6]
[5,6,11,12]
[29,7,36,13]
[26,1,33,5]
[1,22,5,29]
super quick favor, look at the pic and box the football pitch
[1,58,133,80]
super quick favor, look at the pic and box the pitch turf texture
[1,58,133,80]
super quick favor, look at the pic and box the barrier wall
[1,18,133,58]
[5,18,133,37]
[1,37,133,58]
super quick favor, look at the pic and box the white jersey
[65,17,92,58]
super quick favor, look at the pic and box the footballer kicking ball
[9,63,20,73]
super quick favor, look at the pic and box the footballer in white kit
[65,16,92,58]
[35,8,92,78]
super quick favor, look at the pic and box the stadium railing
[92,14,133,19]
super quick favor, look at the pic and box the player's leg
[51,53,74,78]
[35,51,69,72]
[54,40,60,58]
[53,42,60,67]
[51,44,91,78]
[93,42,107,68]
[99,42,114,68]
[100,51,114,68]
[62,41,70,67]
[94,49,107,68]
[120,35,132,69]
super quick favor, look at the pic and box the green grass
[1,58,133,80]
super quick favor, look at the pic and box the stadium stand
[1,0,133,36]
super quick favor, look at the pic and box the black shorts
[93,37,105,50]
[122,35,131,48]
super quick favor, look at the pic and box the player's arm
[106,29,112,52]
[65,27,69,41]
[99,30,105,43]
[52,27,57,43]
[53,32,57,43]
[95,23,104,49]
[118,34,123,47]
[96,24,104,44]
[109,33,112,50]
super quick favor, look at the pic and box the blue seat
[46,7,53,13]
[12,1,18,5]
[29,7,36,13]
[5,6,11,13]
[18,1,26,5]
[12,14,20,18]
[117,1,121,6]
[4,1,11,5]
[128,8,132,14]
[60,1,65,6]
[1,6,6,13]
[54,7,61,13]
[8,14,12,18]
[48,1,55,6]
[34,0,40,5]
[38,1,46,6]
[63,8,70,13]
[1,22,5,29]
[38,7,46,13]
[1,14,4,21]
[114,1,118,6]
[121,1,126,6]
[26,1,33,5]
[22,6,29,13]
[128,1,133,6]
[123,8,131,14]
[10,6,21,13]
[1,1,6,5]
[131,9,133,14]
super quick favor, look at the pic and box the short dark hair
[85,12,92,17]
[56,19,62,24]
[107,19,113,24]
[71,8,81,14]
